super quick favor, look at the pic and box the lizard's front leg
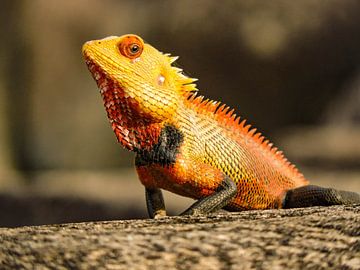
[145,187,167,219]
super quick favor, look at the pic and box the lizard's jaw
[84,56,162,151]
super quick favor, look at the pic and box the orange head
[82,34,197,150]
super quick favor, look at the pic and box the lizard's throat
[86,58,161,151]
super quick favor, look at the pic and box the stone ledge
[0,205,359,269]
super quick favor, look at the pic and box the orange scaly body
[136,93,308,210]
[83,34,312,213]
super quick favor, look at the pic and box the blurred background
[0,0,359,227]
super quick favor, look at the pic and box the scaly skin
[83,34,360,217]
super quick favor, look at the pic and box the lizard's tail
[283,185,360,208]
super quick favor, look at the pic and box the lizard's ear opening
[118,35,144,59]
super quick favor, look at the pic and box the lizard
[82,34,360,218]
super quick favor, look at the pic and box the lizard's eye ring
[119,35,143,59]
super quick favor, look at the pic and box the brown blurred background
[0,0,359,227]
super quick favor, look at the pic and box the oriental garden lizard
[82,34,360,218]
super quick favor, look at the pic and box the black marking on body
[135,125,184,167]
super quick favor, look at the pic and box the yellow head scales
[82,34,197,122]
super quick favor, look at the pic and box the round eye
[129,44,139,54]
[119,35,143,59]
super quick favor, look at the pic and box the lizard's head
[82,34,197,122]
[82,34,197,150]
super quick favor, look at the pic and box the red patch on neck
[85,57,161,150]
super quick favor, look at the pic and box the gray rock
[0,205,359,269]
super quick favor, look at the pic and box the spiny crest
[164,53,199,93]
[186,92,304,178]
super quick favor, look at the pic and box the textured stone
[0,205,359,269]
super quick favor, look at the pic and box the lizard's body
[136,97,306,211]
[83,34,360,217]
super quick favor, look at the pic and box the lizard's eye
[119,35,143,59]
[130,44,140,54]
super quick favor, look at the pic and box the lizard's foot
[153,210,167,219]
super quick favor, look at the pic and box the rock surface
[0,205,359,269]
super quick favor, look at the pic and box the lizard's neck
[86,58,163,151]
[101,83,163,151]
